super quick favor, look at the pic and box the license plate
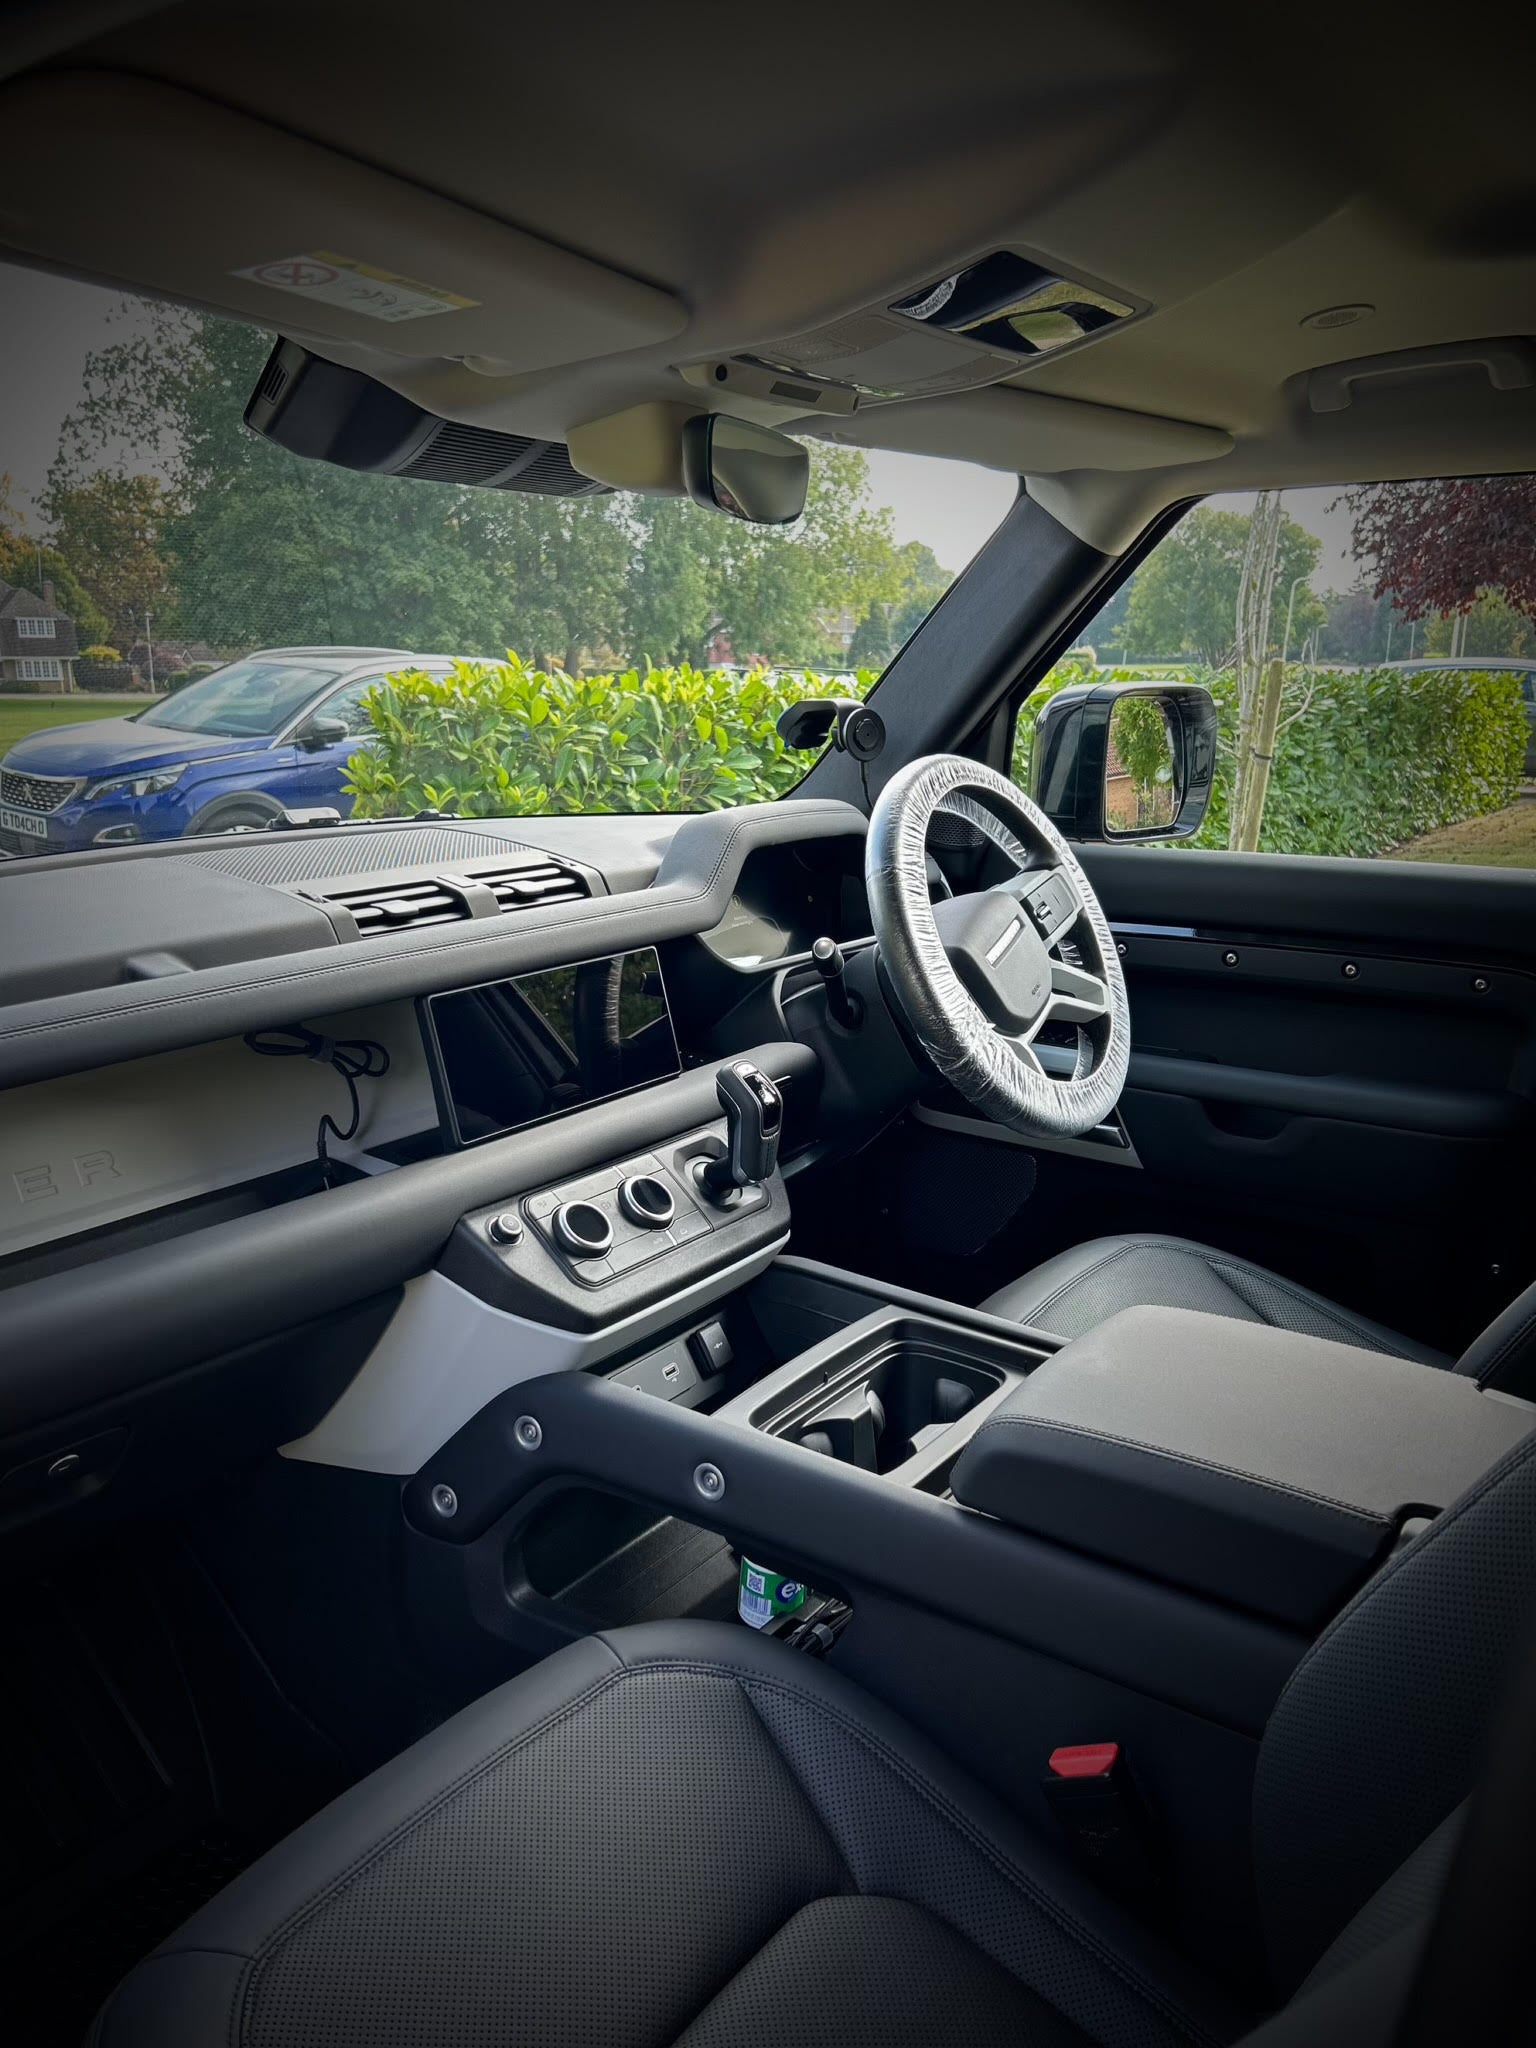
[0,805,49,839]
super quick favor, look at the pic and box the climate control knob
[550,1200,614,1259]
[617,1174,675,1230]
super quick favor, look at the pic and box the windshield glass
[135,659,343,737]
[0,263,1014,857]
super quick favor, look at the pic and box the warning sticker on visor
[231,251,479,322]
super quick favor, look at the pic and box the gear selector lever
[699,1061,783,1200]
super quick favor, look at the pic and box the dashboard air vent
[319,853,589,940]
[465,859,590,912]
[326,878,472,936]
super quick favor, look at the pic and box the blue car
[0,646,460,856]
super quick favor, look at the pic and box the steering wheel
[866,756,1130,1138]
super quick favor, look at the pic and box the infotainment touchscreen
[421,948,680,1148]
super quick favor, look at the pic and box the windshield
[135,658,343,737]
[0,262,1014,856]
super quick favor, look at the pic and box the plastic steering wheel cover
[866,755,1130,1137]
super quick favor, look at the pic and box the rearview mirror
[1028,679,1216,842]
[681,414,808,524]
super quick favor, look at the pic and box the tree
[46,299,925,675]
[1122,505,1323,667]
[41,471,178,649]
[0,475,111,644]
[849,541,951,667]
[1343,476,1536,624]
[1419,588,1535,659]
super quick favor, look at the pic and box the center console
[437,1059,787,1333]
[710,1305,1040,1491]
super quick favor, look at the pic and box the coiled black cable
[243,1024,391,1185]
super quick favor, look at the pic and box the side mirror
[296,714,349,752]
[1028,679,1217,842]
[681,413,808,524]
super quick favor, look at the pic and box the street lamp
[1281,573,1309,667]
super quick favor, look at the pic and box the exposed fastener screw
[694,1461,726,1501]
[1222,950,1239,967]
[430,1484,458,1519]
[1116,941,1127,957]
[1343,962,1359,979]
[1473,977,1489,993]
[514,1414,542,1451]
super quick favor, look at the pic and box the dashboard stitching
[0,803,864,1053]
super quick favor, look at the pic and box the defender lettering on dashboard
[11,1151,121,1202]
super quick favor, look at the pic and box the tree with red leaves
[1344,476,1536,621]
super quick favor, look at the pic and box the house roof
[0,578,73,622]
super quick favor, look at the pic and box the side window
[1015,476,1536,868]
[317,676,382,738]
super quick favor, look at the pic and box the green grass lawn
[0,695,140,754]
[1389,797,1536,868]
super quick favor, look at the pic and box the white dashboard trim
[280,1235,789,1474]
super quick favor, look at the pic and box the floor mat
[0,1534,349,2047]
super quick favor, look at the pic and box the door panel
[1067,846,1536,1354]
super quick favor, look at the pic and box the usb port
[662,1362,680,1382]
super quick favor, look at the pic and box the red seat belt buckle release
[1043,1742,1157,1899]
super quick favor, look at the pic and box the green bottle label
[738,1557,808,1630]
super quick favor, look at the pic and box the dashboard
[0,800,937,1504]
[0,806,876,1264]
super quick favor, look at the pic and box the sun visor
[0,71,685,372]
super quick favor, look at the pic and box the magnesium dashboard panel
[0,1003,437,1259]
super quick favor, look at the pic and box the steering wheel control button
[552,1200,614,1258]
[689,1320,734,1377]
[487,1210,524,1247]
[1023,868,1078,940]
[617,1173,676,1229]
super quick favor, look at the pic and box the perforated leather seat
[93,1418,1536,2048]
[984,1234,1455,1366]
[986,1234,1536,1398]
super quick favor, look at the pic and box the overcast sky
[0,261,1357,588]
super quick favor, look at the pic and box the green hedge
[347,650,1526,859]
[1013,662,1527,858]
[345,655,872,818]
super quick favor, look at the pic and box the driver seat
[981,1232,1536,1384]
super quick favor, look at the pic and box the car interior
[3,4,1536,2044]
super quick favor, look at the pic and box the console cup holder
[716,1309,1044,1487]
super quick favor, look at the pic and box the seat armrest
[949,1306,1534,1627]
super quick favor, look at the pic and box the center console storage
[948,1303,1535,1628]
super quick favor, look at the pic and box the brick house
[0,577,80,690]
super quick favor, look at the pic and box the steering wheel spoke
[1040,959,1110,1029]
